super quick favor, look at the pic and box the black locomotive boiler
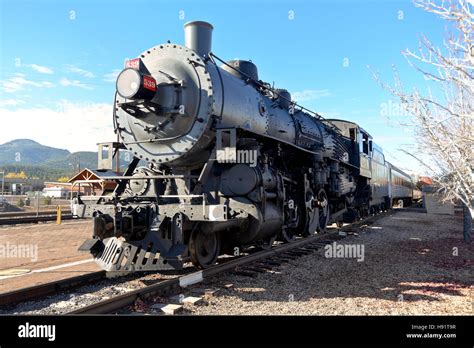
[76,21,414,274]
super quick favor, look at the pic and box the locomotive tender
[77,21,414,273]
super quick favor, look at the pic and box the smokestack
[184,21,213,58]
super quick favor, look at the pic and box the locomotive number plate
[143,75,157,91]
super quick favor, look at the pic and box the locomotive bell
[116,68,157,100]
[274,88,292,109]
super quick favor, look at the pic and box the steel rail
[0,210,71,218]
[0,214,74,225]
[0,210,392,312]
[69,210,394,314]
[68,232,343,315]
[0,271,106,307]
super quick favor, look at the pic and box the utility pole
[0,171,4,196]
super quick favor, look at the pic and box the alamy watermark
[216,147,258,167]
[324,241,365,262]
[0,242,38,262]
[380,100,412,117]
[18,322,55,341]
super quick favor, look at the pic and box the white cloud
[0,101,115,152]
[66,65,95,78]
[28,64,54,74]
[103,69,121,82]
[2,74,55,93]
[292,89,331,102]
[42,81,55,88]
[0,99,26,107]
[59,78,93,90]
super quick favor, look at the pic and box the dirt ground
[186,209,473,315]
[1,209,472,315]
[0,220,100,294]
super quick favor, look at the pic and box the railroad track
[69,210,392,314]
[0,271,106,307]
[68,236,333,314]
[0,213,74,225]
[0,210,392,314]
[0,210,71,218]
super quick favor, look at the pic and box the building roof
[68,168,122,191]
[44,181,72,186]
[68,168,122,183]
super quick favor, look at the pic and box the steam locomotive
[76,21,414,274]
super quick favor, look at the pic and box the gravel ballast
[184,209,472,315]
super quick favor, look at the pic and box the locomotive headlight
[116,68,157,100]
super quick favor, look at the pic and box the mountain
[0,139,132,180]
[0,139,70,165]
[44,151,98,170]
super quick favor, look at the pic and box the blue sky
[0,0,447,173]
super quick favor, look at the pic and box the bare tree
[372,0,473,240]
